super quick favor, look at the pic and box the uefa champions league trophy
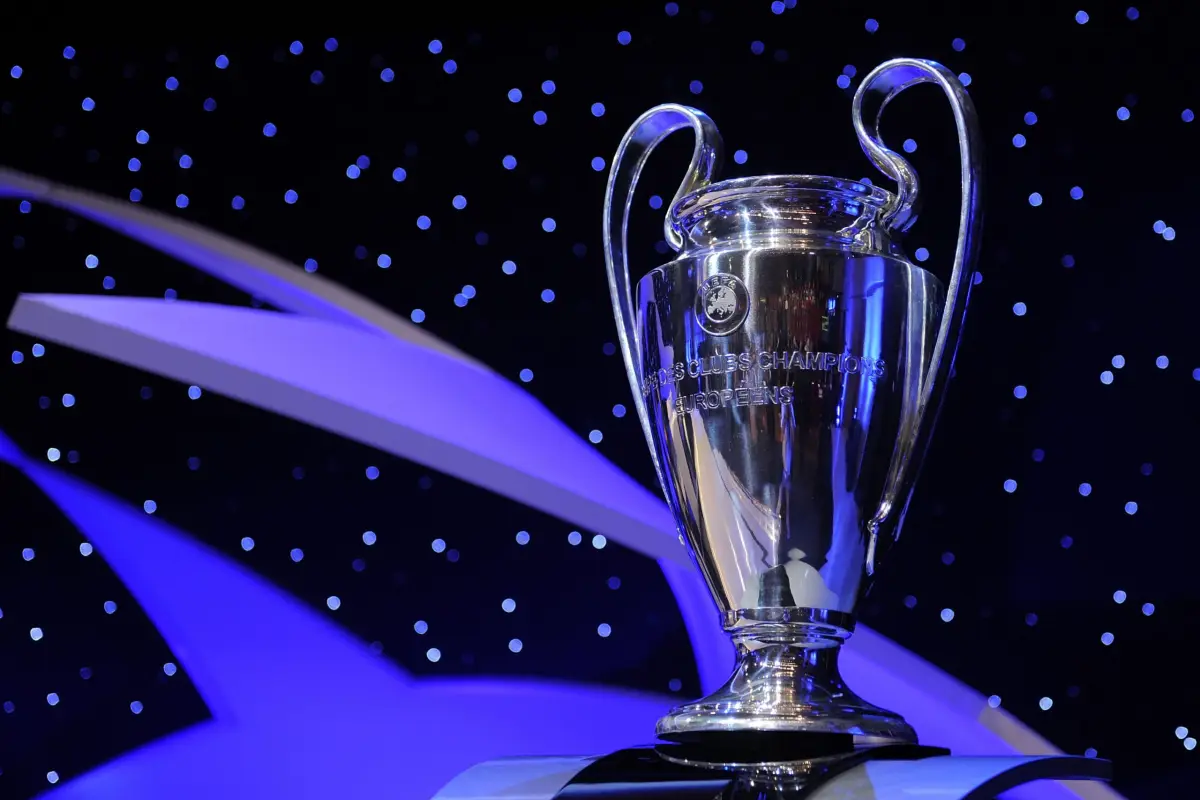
[602,58,983,748]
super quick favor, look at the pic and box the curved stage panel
[2,169,1125,800]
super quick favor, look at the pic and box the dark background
[1,2,1198,798]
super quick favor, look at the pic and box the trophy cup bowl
[603,59,983,750]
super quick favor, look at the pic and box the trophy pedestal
[432,746,1114,799]
[657,636,916,746]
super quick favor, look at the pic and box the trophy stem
[656,617,916,750]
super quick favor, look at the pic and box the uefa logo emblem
[694,273,749,336]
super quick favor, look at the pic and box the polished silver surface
[602,59,983,745]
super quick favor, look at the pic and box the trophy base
[657,627,916,749]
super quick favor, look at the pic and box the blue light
[836,74,851,89]
[410,309,425,323]
[165,76,179,91]
[346,164,361,179]
[500,154,517,170]
[502,598,516,613]
[231,195,245,210]
[325,38,338,52]
[63,46,76,59]
[902,138,917,153]
[508,87,522,102]
[204,97,217,111]
[1014,385,1028,399]
[414,619,429,634]
[665,2,679,15]
[1163,227,1176,241]
[326,596,341,611]
[865,18,879,33]
[1156,355,1169,369]
[1114,589,1128,603]
[1079,482,1093,496]
[377,254,392,269]
[381,68,394,83]
[129,189,142,203]
[952,37,966,51]
[19,200,31,213]
[771,0,785,13]
[1024,111,1038,125]
[462,285,476,299]
[362,530,377,546]
[1112,355,1126,368]
[1184,109,1195,123]
[392,167,407,182]
[284,189,298,204]
[689,79,703,94]
[366,465,380,480]
[454,293,468,308]
[591,102,606,117]
[541,289,556,303]
[1100,370,1114,384]
[62,393,76,407]
[428,39,443,54]
[1003,479,1017,493]
[426,648,441,662]
[417,215,431,229]
[187,385,202,400]
[431,538,447,553]
[959,72,972,86]
[519,369,534,383]
[589,430,604,443]
[541,79,556,94]
[617,31,632,45]
[176,194,190,209]
[612,404,626,418]
[1013,133,1027,147]
[215,54,229,69]
[11,351,23,364]
[136,129,150,144]
[1013,302,1028,316]
[516,530,530,545]
[179,154,193,169]
[1070,186,1084,199]
[1062,254,1075,267]
[452,194,467,209]
[1125,501,1138,515]
[541,217,557,232]
[915,247,930,261]
[590,156,605,171]
[263,122,277,137]
[1127,6,1139,19]
[443,59,457,74]
[81,97,95,111]
[533,110,547,125]
[356,155,370,169]
[733,149,748,164]
[648,195,663,210]
[9,65,21,79]
[1153,220,1166,233]
[1117,106,1130,120]
[1142,602,1155,616]
[143,500,157,514]
[31,343,44,357]
[1076,10,1089,24]
[751,41,765,55]
[502,260,517,274]
[289,40,304,56]
[1028,192,1043,207]
[128,158,141,172]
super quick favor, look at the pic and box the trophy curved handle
[602,105,723,495]
[851,58,983,419]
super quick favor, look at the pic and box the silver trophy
[602,59,982,747]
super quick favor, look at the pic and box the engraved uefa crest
[694,273,749,336]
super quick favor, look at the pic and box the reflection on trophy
[602,58,984,749]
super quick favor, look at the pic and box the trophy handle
[851,59,984,563]
[602,105,724,496]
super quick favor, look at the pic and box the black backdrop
[1,3,1198,798]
